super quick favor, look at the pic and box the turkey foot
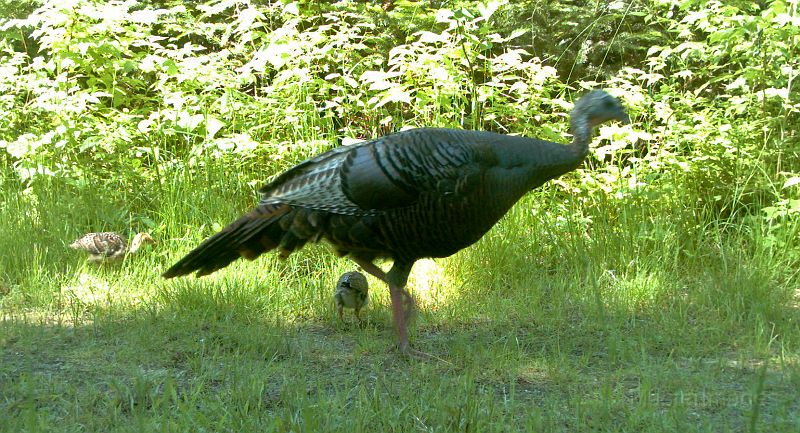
[388,281,450,363]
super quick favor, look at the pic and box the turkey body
[333,131,565,260]
[163,90,630,356]
[166,129,581,273]
[70,232,128,263]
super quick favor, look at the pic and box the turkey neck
[128,240,142,254]
[488,122,591,191]
[500,101,596,178]
[568,106,594,161]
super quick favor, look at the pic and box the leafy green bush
[0,0,797,269]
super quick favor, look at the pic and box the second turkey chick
[334,271,369,323]
[70,232,155,263]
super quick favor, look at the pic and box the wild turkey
[163,90,630,356]
[334,271,369,323]
[70,232,156,263]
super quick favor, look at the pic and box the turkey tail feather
[162,204,290,278]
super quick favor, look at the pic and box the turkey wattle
[163,90,630,356]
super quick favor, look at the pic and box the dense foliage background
[1,0,797,259]
[0,0,798,431]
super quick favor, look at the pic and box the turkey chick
[70,232,155,263]
[334,271,369,323]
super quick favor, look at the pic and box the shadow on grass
[2,265,799,432]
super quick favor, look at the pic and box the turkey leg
[386,261,416,354]
[354,258,424,357]
[351,257,388,283]
[354,258,416,327]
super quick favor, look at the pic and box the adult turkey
[163,90,630,356]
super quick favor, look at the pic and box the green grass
[1,159,798,433]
